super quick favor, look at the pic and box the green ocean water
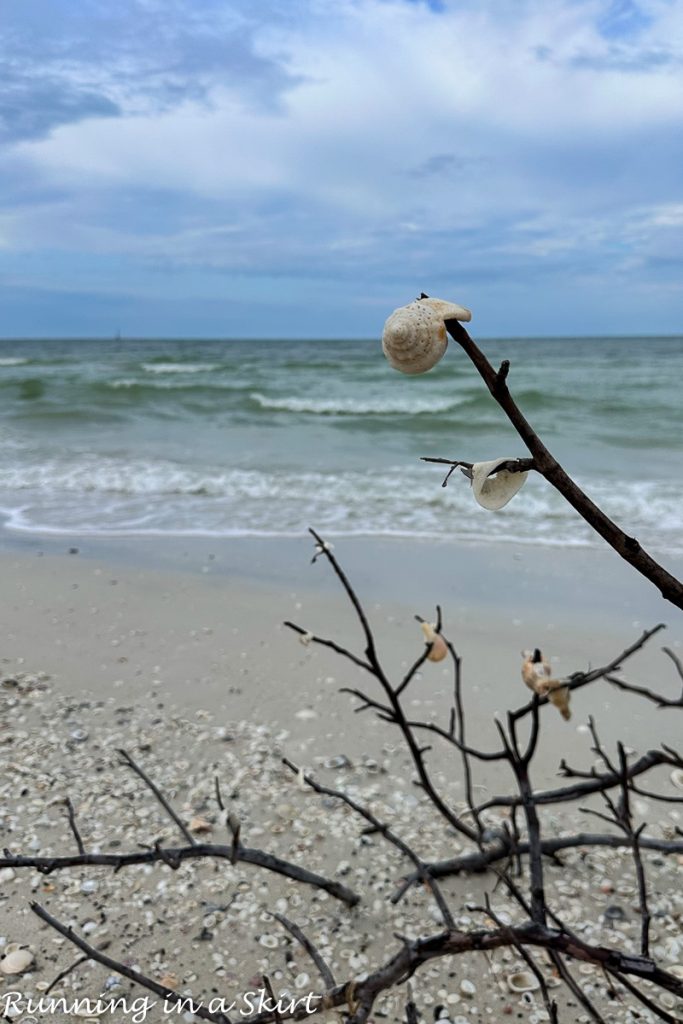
[0,335,681,553]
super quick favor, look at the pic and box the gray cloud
[0,0,301,142]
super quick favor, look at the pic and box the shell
[670,769,683,790]
[420,622,448,662]
[471,458,528,510]
[0,947,34,975]
[507,970,540,993]
[459,979,476,997]
[382,297,471,374]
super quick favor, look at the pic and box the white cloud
[1,0,683,332]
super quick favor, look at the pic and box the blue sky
[1,0,682,337]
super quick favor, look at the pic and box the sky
[1,0,682,338]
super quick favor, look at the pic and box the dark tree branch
[426,317,683,611]
[2,844,358,906]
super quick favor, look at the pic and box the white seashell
[0,867,15,884]
[459,979,476,997]
[507,970,540,993]
[471,458,528,510]
[0,947,34,975]
[259,934,278,949]
[382,297,471,375]
[668,964,683,979]
[294,972,310,989]
[670,769,683,790]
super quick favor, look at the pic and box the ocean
[0,335,681,555]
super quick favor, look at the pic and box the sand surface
[1,532,682,1023]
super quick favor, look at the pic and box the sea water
[0,335,680,554]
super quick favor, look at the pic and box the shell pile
[0,671,681,1024]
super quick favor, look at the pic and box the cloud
[1,0,682,335]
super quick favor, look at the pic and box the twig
[282,757,455,928]
[271,912,336,989]
[117,748,196,846]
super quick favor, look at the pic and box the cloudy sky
[1,0,682,337]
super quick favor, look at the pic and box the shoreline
[1,530,681,760]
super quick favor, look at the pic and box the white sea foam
[141,362,220,374]
[0,357,28,366]
[249,392,463,415]
[0,456,680,553]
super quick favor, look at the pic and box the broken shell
[420,622,448,662]
[382,296,471,375]
[670,769,683,790]
[259,934,278,949]
[189,816,212,834]
[507,971,540,993]
[0,947,34,975]
[471,458,528,510]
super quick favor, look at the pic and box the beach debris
[458,979,476,997]
[299,631,314,647]
[470,458,528,510]
[189,815,212,835]
[382,296,471,374]
[522,649,571,720]
[506,971,540,993]
[420,621,448,662]
[670,768,683,790]
[259,934,279,949]
[324,754,352,769]
[0,946,34,975]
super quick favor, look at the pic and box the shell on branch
[382,297,471,375]
[471,458,528,510]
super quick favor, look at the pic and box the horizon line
[1,332,682,343]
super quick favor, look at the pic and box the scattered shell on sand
[189,815,212,834]
[0,947,34,975]
[459,979,476,997]
[670,769,683,790]
[258,934,279,949]
[507,970,540,993]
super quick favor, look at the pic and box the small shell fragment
[189,816,212,834]
[670,769,683,790]
[420,622,448,662]
[459,979,476,997]
[259,934,279,949]
[507,971,540,993]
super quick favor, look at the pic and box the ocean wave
[0,357,29,366]
[141,362,221,374]
[0,458,680,554]
[249,392,464,415]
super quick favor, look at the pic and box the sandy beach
[1,532,682,1023]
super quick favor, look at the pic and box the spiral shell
[382,297,471,374]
